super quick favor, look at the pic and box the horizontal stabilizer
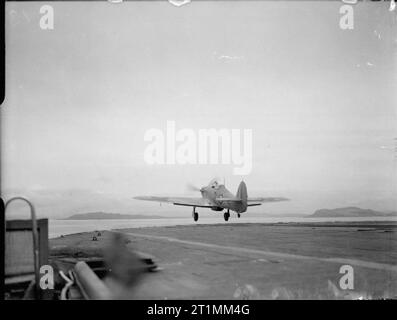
[248,197,289,203]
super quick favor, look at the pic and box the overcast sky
[2,1,396,218]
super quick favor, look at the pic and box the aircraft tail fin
[236,181,248,212]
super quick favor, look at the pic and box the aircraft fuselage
[200,182,246,213]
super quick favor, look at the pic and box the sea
[48,216,397,239]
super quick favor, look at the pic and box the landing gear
[192,207,199,222]
[237,213,241,218]
[224,210,230,222]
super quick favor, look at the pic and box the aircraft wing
[247,197,289,206]
[133,196,212,208]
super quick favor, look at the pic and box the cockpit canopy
[208,178,221,189]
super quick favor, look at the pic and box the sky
[2,1,397,218]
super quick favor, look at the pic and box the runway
[125,232,397,272]
[115,222,397,299]
[50,221,397,299]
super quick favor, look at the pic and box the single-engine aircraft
[133,179,289,222]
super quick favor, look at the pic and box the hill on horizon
[310,207,397,218]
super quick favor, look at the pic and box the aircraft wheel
[238,213,241,218]
[224,211,230,221]
[193,211,199,222]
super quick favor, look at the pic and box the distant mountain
[64,212,166,220]
[310,207,397,218]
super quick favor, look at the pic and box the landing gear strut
[224,209,230,222]
[192,207,199,222]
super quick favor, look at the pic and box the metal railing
[5,197,40,299]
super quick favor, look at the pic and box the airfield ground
[50,221,397,299]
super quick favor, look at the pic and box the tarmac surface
[50,221,397,299]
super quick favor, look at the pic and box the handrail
[5,197,40,299]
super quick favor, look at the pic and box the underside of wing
[133,196,212,208]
